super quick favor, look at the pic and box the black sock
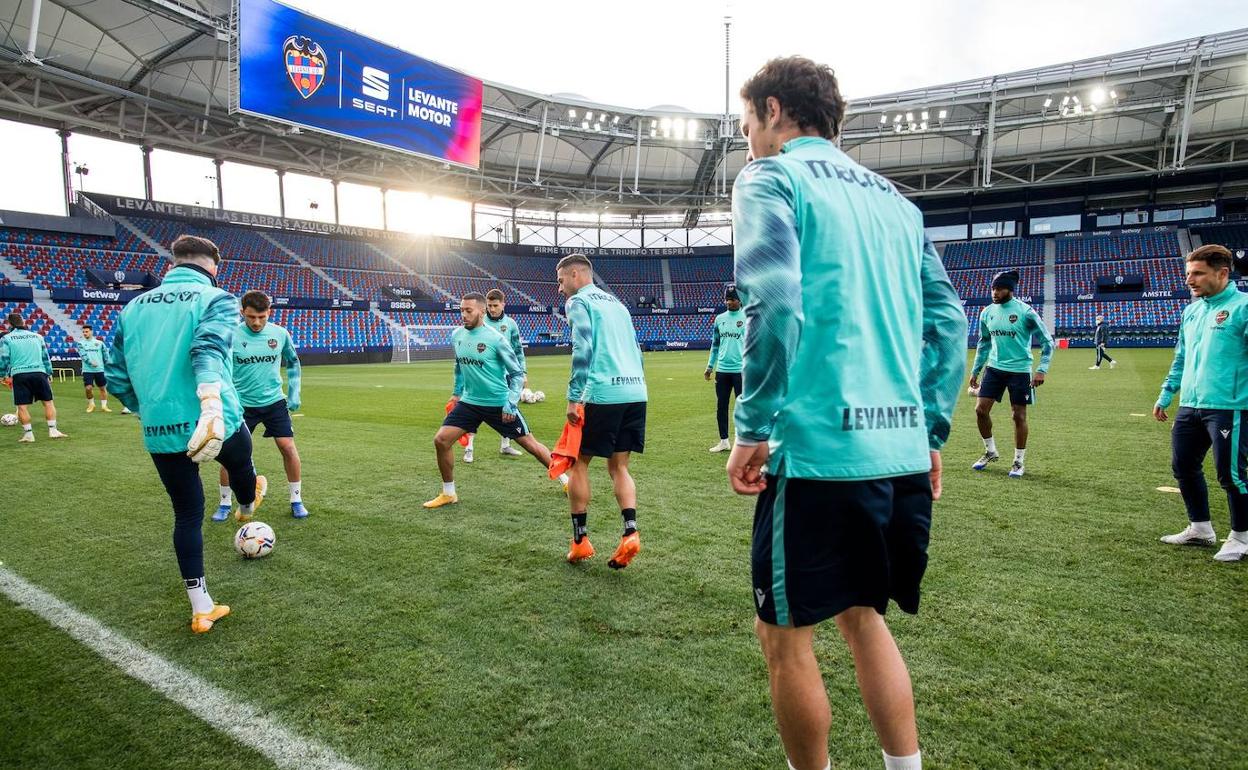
[621,508,637,536]
[572,512,588,543]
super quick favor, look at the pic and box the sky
[1,0,1245,227]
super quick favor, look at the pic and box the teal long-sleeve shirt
[1157,283,1248,410]
[77,338,109,373]
[232,321,301,409]
[104,265,244,454]
[731,136,967,480]
[0,329,52,377]
[706,309,746,373]
[970,298,1054,376]
[565,284,648,404]
[484,312,526,373]
[452,322,525,413]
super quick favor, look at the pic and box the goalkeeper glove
[187,383,225,463]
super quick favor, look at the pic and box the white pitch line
[0,566,364,770]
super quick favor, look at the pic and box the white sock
[442,481,456,496]
[883,750,921,770]
[1015,448,1026,463]
[47,420,57,430]
[184,576,214,615]
[218,485,232,506]
[289,481,302,503]
[983,436,996,454]
[101,399,108,407]
[239,502,254,516]
[87,398,94,406]
[465,436,474,450]
[500,437,511,449]
[1229,530,1248,544]
[1192,520,1216,536]
[558,473,569,485]
[22,423,32,434]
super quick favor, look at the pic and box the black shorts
[12,372,53,406]
[83,371,107,388]
[581,401,646,458]
[243,400,295,439]
[752,472,932,627]
[442,400,529,438]
[979,366,1033,406]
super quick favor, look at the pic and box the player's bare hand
[566,402,581,426]
[704,369,713,381]
[929,450,943,501]
[968,374,979,390]
[1032,372,1046,388]
[727,442,769,496]
[501,411,516,424]
[1153,405,1168,422]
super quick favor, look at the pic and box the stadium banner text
[234,0,483,168]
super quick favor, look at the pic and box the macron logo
[361,67,389,100]
[755,588,766,608]
[1221,429,1231,439]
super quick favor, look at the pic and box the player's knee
[433,433,453,450]
[754,619,807,666]
[974,402,991,419]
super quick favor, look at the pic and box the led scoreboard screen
[235,0,483,168]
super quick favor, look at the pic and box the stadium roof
[1,1,1247,224]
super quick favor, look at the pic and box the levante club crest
[284,35,326,99]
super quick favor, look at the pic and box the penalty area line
[0,566,364,770]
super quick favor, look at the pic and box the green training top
[452,322,525,412]
[970,298,1055,376]
[1157,283,1248,411]
[77,338,108,373]
[104,265,244,454]
[484,311,526,372]
[231,321,301,409]
[707,309,746,373]
[565,284,648,404]
[0,329,52,377]
[731,136,967,480]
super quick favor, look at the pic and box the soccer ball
[533,390,546,402]
[520,387,536,404]
[234,522,275,559]
[0,413,17,427]
[967,386,980,398]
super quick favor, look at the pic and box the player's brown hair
[485,288,505,301]
[556,254,593,272]
[1186,244,1233,271]
[462,292,487,304]
[6,312,24,329]
[241,290,272,312]
[740,56,847,140]
[170,234,221,264]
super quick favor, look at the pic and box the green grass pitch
[0,348,1241,769]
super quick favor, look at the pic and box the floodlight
[894,114,902,123]
[569,109,576,118]
[905,112,913,122]
[686,120,699,140]
[919,121,928,130]
[921,111,929,121]
[1109,89,1118,99]
[1061,96,1070,107]
[1042,97,1052,108]
[1090,87,1106,105]
[582,121,589,129]
[880,115,888,124]
[938,109,948,120]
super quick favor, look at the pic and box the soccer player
[555,254,647,569]
[484,288,526,457]
[78,325,112,412]
[968,270,1054,478]
[215,290,306,521]
[1089,314,1116,370]
[0,312,67,442]
[705,284,746,452]
[104,235,266,634]
[725,57,966,770]
[1154,244,1248,562]
[423,292,568,509]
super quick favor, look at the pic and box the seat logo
[361,66,389,101]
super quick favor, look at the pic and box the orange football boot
[608,532,641,569]
[566,536,595,563]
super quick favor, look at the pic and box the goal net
[390,324,459,363]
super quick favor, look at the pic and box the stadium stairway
[1177,227,1194,255]
[31,289,86,347]
[453,253,541,306]
[114,216,173,260]
[258,232,362,300]
[363,243,457,301]
[1043,238,1057,335]
[0,251,29,285]
[659,260,675,307]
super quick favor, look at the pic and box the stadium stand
[942,238,1045,270]
[322,268,427,300]
[1055,231,1180,263]
[269,232,395,271]
[671,283,729,307]
[0,224,153,254]
[1,244,164,290]
[610,284,666,307]
[2,301,68,356]
[456,252,559,282]
[267,308,391,351]
[668,257,732,283]
[127,217,296,264]
[1191,222,1248,250]
[215,260,338,298]
[947,266,1045,300]
[631,314,713,343]
[1054,300,1186,333]
[1053,258,1185,295]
